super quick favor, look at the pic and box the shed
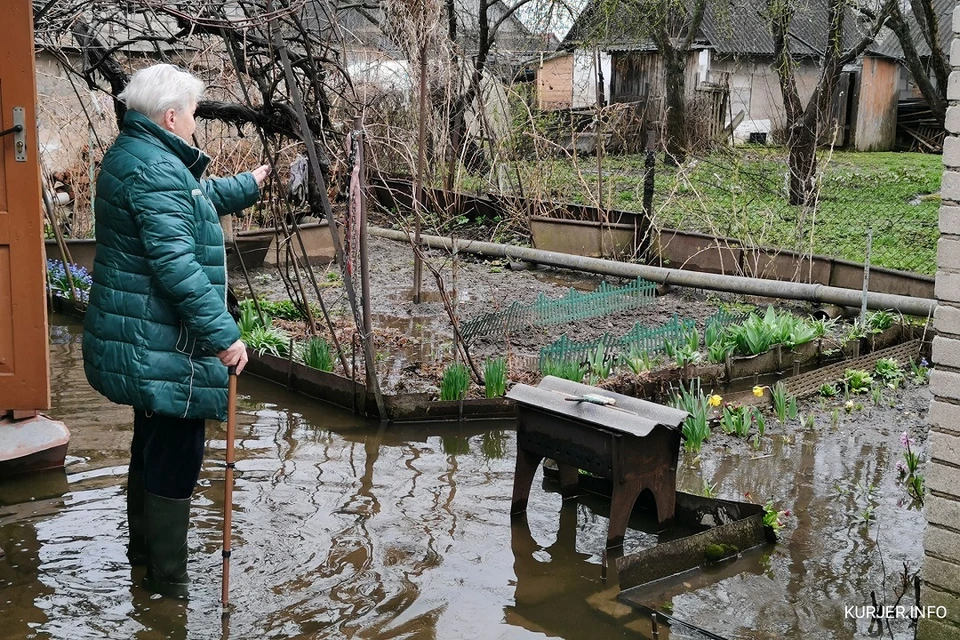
[555,0,898,148]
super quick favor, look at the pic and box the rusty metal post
[860,228,873,326]
[355,116,377,392]
[642,126,656,219]
[413,45,428,304]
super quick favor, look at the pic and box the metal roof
[506,375,687,438]
[866,0,954,60]
[562,0,876,57]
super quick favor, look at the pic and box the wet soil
[237,235,774,397]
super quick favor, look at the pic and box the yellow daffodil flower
[708,394,723,407]
[753,386,764,398]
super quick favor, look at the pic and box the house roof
[34,6,191,53]
[866,0,953,60]
[308,0,557,56]
[562,0,876,57]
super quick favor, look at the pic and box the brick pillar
[922,5,960,637]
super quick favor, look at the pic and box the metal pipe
[412,45,428,304]
[369,227,937,317]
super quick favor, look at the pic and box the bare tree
[443,0,571,183]
[336,0,569,185]
[765,0,895,206]
[648,0,707,164]
[34,0,379,384]
[34,0,351,178]
[883,0,950,128]
[564,0,713,164]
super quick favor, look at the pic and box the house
[309,0,558,82]
[544,0,921,151]
[534,50,611,111]
[861,0,954,151]
[307,0,558,149]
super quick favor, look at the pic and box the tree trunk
[662,48,688,165]
[787,124,817,206]
[889,3,946,128]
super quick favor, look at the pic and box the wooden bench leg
[511,447,543,515]
[606,479,642,549]
[556,500,579,546]
[654,483,676,529]
[558,463,580,500]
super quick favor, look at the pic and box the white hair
[118,64,205,124]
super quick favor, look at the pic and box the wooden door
[0,0,50,413]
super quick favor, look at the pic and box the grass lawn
[464,148,941,275]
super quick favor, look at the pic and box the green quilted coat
[83,110,259,421]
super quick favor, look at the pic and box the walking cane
[221,365,238,609]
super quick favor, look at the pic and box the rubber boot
[143,492,191,599]
[126,470,147,565]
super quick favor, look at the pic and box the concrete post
[921,4,960,637]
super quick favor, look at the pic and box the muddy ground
[236,234,821,397]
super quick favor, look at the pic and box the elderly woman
[83,64,269,598]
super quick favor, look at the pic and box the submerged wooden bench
[506,376,687,548]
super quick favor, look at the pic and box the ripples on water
[0,316,928,640]
[2,317,644,640]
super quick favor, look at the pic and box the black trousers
[130,409,206,500]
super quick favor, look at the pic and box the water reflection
[509,505,595,628]
[4,318,638,639]
[0,315,928,640]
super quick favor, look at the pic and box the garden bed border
[368,177,934,299]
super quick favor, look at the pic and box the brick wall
[922,4,960,638]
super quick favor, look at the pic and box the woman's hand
[218,339,249,374]
[251,164,271,187]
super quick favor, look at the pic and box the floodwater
[0,315,928,639]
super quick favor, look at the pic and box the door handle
[6,108,26,162]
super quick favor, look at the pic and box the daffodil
[753,385,764,398]
[708,394,723,407]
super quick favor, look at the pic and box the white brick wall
[939,238,960,271]
[924,10,960,637]
[933,336,960,367]
[930,400,960,437]
[930,368,960,401]
[945,104,960,135]
[935,271,960,304]
[940,170,960,196]
[942,205,960,236]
